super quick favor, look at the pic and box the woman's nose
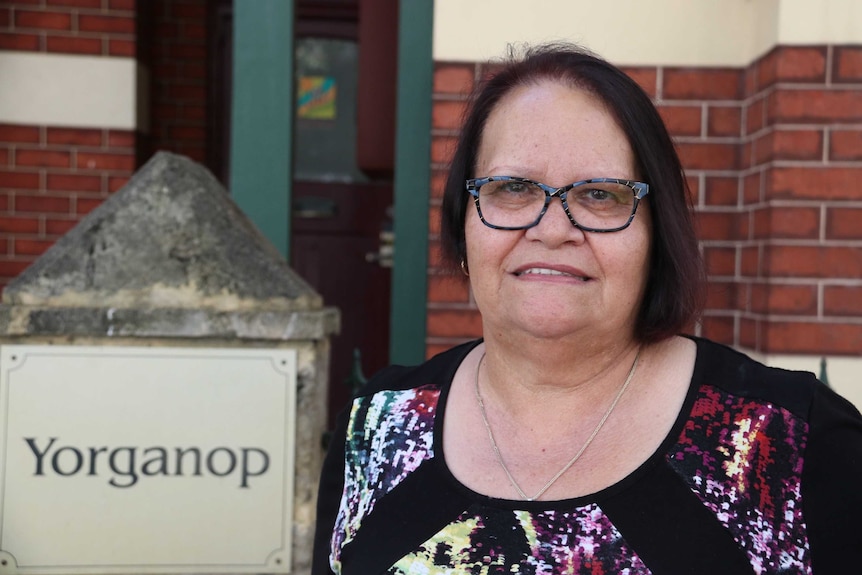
[525,196,586,245]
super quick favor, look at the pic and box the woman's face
[466,80,652,344]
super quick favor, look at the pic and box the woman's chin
[491,309,596,342]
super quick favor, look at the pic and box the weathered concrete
[0,152,337,575]
[0,305,338,340]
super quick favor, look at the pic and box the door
[291,2,397,427]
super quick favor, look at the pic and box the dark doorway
[208,0,397,427]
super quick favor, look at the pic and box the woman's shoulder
[352,339,482,399]
[689,336,840,421]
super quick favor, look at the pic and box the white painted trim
[744,350,862,412]
[0,52,147,132]
[433,0,861,66]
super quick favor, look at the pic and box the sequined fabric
[668,386,810,574]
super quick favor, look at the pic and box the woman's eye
[587,188,611,201]
[501,182,528,194]
[576,186,626,204]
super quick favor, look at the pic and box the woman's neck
[483,327,639,387]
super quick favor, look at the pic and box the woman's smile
[512,264,592,281]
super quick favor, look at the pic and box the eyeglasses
[465,176,649,233]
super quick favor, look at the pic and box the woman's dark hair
[440,43,706,343]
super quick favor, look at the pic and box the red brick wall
[427,45,862,357]
[427,63,475,358]
[735,46,862,355]
[147,0,208,164]
[0,125,136,280]
[0,0,210,290]
[0,0,138,287]
[0,0,135,56]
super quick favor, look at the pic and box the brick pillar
[740,46,862,355]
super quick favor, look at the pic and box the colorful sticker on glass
[298,76,336,120]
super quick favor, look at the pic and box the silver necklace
[474,348,641,502]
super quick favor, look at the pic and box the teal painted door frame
[229,0,433,365]
[230,1,294,257]
[390,0,434,365]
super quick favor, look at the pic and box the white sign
[0,345,297,574]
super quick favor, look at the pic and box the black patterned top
[312,337,862,575]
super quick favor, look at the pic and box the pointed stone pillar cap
[0,152,338,341]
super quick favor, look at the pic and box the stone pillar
[0,152,338,574]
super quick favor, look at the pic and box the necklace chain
[474,348,641,502]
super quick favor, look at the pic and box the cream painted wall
[433,0,860,66]
[0,52,145,130]
[778,0,862,45]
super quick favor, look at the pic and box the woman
[313,44,862,574]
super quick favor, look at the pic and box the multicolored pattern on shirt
[330,384,441,573]
[391,505,650,574]
[330,381,812,574]
[666,385,811,574]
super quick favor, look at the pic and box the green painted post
[819,357,830,387]
[390,0,433,365]
[229,1,294,257]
